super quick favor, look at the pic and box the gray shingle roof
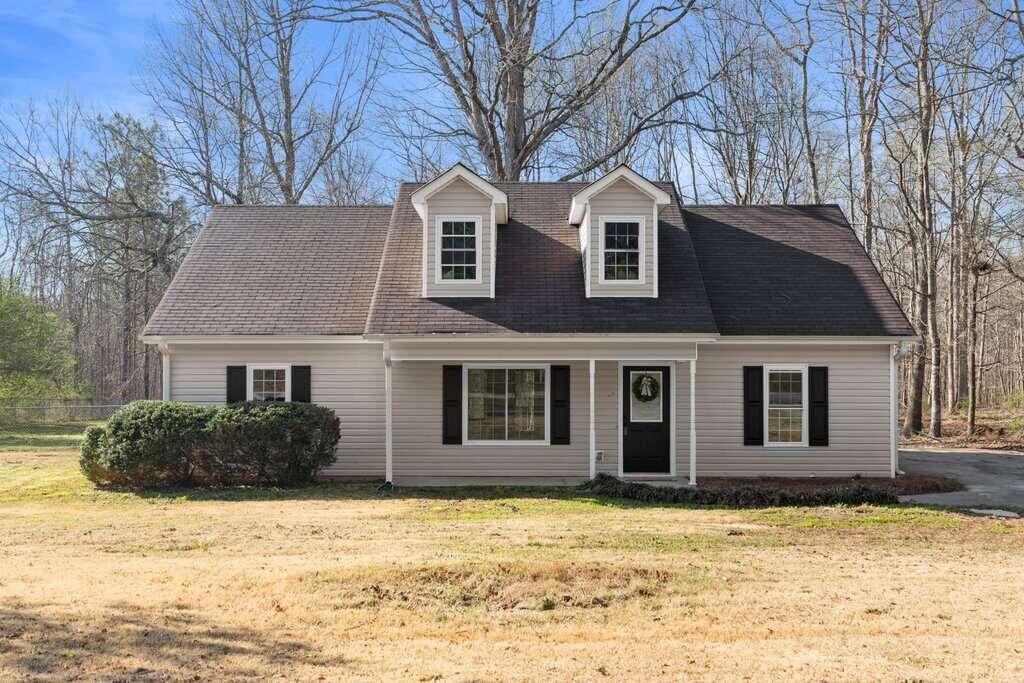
[143,205,391,336]
[684,204,915,336]
[144,189,914,339]
[365,181,719,334]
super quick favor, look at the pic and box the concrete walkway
[899,448,1024,512]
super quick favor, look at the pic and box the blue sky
[0,0,172,114]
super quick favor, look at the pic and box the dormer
[412,163,508,298]
[569,166,671,298]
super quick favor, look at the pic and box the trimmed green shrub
[79,400,340,488]
[99,401,209,486]
[78,424,110,483]
[195,402,340,486]
[579,473,899,508]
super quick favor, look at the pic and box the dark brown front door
[622,366,671,474]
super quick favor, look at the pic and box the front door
[622,366,671,474]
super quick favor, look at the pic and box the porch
[380,337,708,486]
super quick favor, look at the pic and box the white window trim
[598,215,646,285]
[763,364,808,448]
[462,363,551,446]
[246,364,292,402]
[434,215,483,285]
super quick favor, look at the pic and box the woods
[1,0,1023,439]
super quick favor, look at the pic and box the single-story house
[142,164,916,485]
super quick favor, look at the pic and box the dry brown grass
[902,407,1024,450]
[1,428,1023,681]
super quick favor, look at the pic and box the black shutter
[808,366,829,446]
[743,366,764,446]
[292,365,312,403]
[442,365,463,445]
[550,365,571,445]
[226,366,247,403]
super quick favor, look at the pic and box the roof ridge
[210,203,393,209]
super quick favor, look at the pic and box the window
[248,365,290,402]
[437,217,479,281]
[601,218,642,282]
[465,366,548,443]
[764,366,807,446]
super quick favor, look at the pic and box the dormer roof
[568,164,671,224]
[410,163,508,224]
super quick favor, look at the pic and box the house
[141,164,916,485]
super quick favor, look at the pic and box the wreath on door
[631,373,660,403]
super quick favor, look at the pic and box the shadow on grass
[0,600,348,678]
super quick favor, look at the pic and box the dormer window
[601,217,644,282]
[569,165,670,299]
[438,217,480,282]
[411,163,508,298]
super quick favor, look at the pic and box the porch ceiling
[387,339,700,362]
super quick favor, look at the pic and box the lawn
[0,424,1022,681]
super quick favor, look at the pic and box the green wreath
[631,373,660,403]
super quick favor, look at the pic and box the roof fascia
[569,165,672,224]
[410,163,508,223]
[140,335,374,345]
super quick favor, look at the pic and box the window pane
[769,371,803,407]
[441,220,477,280]
[468,369,506,440]
[507,369,545,440]
[767,369,803,443]
[603,221,640,281]
[252,368,286,401]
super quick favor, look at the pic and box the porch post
[589,359,596,479]
[384,341,393,483]
[689,359,696,485]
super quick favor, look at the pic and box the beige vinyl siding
[391,361,590,484]
[587,178,656,298]
[167,343,386,478]
[424,177,492,297]
[695,344,891,477]
[594,361,691,476]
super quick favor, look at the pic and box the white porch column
[689,359,697,485]
[384,341,393,483]
[161,344,171,401]
[589,359,596,479]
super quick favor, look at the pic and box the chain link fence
[0,401,127,424]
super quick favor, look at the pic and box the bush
[80,401,340,488]
[579,473,899,508]
[1005,390,1024,411]
[195,402,341,486]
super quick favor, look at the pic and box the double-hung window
[248,365,290,402]
[601,217,642,282]
[464,365,548,443]
[437,217,480,282]
[764,365,807,446]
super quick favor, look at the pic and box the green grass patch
[0,421,100,452]
[746,505,962,529]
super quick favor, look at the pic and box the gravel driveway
[899,449,1024,511]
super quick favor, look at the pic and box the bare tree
[308,0,706,180]
[145,0,382,205]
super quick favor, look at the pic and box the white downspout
[160,343,171,401]
[689,353,697,486]
[384,340,393,484]
[589,359,596,479]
